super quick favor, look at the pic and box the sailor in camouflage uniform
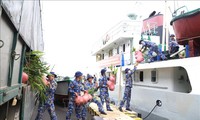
[99,69,113,111]
[80,76,87,120]
[169,34,179,58]
[119,67,136,112]
[84,74,107,115]
[66,71,86,120]
[139,40,167,62]
[35,72,58,120]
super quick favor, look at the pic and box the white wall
[136,68,173,91]
[131,67,191,93]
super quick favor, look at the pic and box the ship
[91,5,200,120]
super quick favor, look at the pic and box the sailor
[66,71,86,120]
[84,74,107,115]
[119,67,136,112]
[169,34,179,58]
[35,72,58,120]
[93,75,97,84]
[80,75,87,120]
[99,69,113,111]
[139,40,167,62]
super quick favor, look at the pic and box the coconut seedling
[23,51,50,103]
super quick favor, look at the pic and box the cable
[143,104,157,120]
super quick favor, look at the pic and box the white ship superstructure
[91,19,142,71]
[91,7,200,120]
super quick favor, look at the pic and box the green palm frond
[24,51,49,103]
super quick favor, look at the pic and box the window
[102,54,104,60]
[96,54,101,61]
[151,70,157,83]
[109,49,113,57]
[139,71,143,82]
[123,44,126,52]
[117,46,119,54]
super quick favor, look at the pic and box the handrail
[133,84,168,89]
[172,6,189,17]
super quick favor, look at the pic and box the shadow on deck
[31,102,93,120]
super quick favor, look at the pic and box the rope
[143,104,157,120]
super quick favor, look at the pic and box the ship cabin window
[139,71,143,82]
[109,49,113,57]
[151,70,157,83]
[102,54,104,60]
[117,46,119,54]
[123,44,125,52]
[96,54,101,61]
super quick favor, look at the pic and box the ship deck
[123,56,200,71]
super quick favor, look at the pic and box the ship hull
[110,85,200,120]
[109,57,200,120]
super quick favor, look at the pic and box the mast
[162,1,168,51]
[165,1,169,51]
[162,1,166,51]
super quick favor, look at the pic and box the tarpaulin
[1,0,44,51]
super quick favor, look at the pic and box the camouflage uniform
[66,79,86,120]
[81,82,87,120]
[84,81,105,112]
[141,40,166,62]
[93,76,97,84]
[119,67,136,109]
[99,76,112,110]
[35,79,57,120]
[169,39,179,58]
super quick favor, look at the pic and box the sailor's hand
[95,83,98,88]
[134,66,137,69]
[84,90,88,93]
[46,81,50,86]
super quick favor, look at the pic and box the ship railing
[91,20,142,55]
[172,6,189,17]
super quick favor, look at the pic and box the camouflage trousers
[148,46,166,62]
[35,101,57,120]
[90,98,105,112]
[120,86,132,109]
[99,87,111,110]
[66,99,86,120]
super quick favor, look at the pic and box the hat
[125,68,130,73]
[87,74,94,80]
[101,69,106,75]
[170,34,175,37]
[74,71,83,77]
[139,39,144,44]
[47,72,57,78]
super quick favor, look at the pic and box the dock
[88,101,142,120]
[31,95,142,120]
